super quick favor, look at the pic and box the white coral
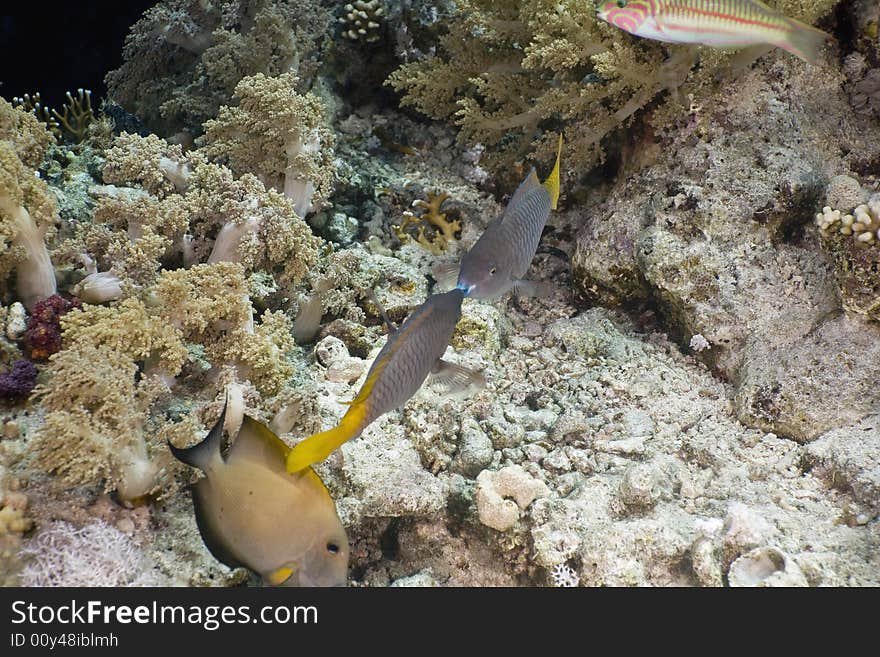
[20,520,165,586]
[550,563,579,587]
[475,465,549,532]
[816,196,880,244]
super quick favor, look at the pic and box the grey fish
[456,136,562,299]
[286,288,483,472]
[170,402,349,586]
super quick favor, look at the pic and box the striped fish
[596,0,830,64]
[286,288,482,472]
[456,135,563,299]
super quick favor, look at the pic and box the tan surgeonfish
[169,401,350,586]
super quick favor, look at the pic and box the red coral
[23,294,81,360]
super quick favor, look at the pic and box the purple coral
[0,360,38,399]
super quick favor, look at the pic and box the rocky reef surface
[1,0,879,587]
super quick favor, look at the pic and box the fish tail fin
[168,399,228,470]
[285,403,368,473]
[778,18,830,65]
[542,134,563,210]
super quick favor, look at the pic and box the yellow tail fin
[286,404,368,473]
[541,134,563,210]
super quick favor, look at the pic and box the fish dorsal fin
[226,415,290,474]
[502,168,541,223]
[542,134,563,210]
[168,399,228,471]
[748,0,777,13]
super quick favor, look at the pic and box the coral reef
[105,0,332,138]
[572,52,880,442]
[387,0,838,191]
[199,72,336,217]
[0,361,37,399]
[0,99,58,309]
[2,0,880,590]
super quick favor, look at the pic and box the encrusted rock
[475,465,549,532]
[728,546,808,587]
[450,418,493,478]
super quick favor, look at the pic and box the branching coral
[0,99,58,309]
[199,72,336,217]
[339,1,385,43]
[394,192,461,254]
[14,89,95,142]
[816,194,880,321]
[387,0,838,187]
[105,0,331,138]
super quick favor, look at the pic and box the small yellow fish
[170,402,349,586]
[596,0,830,64]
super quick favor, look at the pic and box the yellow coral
[61,297,188,375]
[0,96,55,168]
[199,72,336,216]
[395,192,461,254]
[221,310,298,396]
[30,343,171,500]
[183,163,323,286]
[387,0,837,187]
[103,133,195,198]
[0,103,59,308]
[0,490,31,536]
[151,263,297,395]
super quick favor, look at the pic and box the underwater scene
[0,0,878,588]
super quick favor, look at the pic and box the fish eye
[326,541,340,554]
[616,0,627,6]
[489,266,497,275]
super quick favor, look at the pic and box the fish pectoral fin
[429,359,487,397]
[366,288,397,334]
[511,279,557,298]
[265,564,297,586]
[432,261,460,290]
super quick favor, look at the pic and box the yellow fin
[286,403,368,472]
[266,565,296,586]
[541,134,563,210]
[350,357,389,406]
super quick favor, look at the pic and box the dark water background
[0,2,155,108]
